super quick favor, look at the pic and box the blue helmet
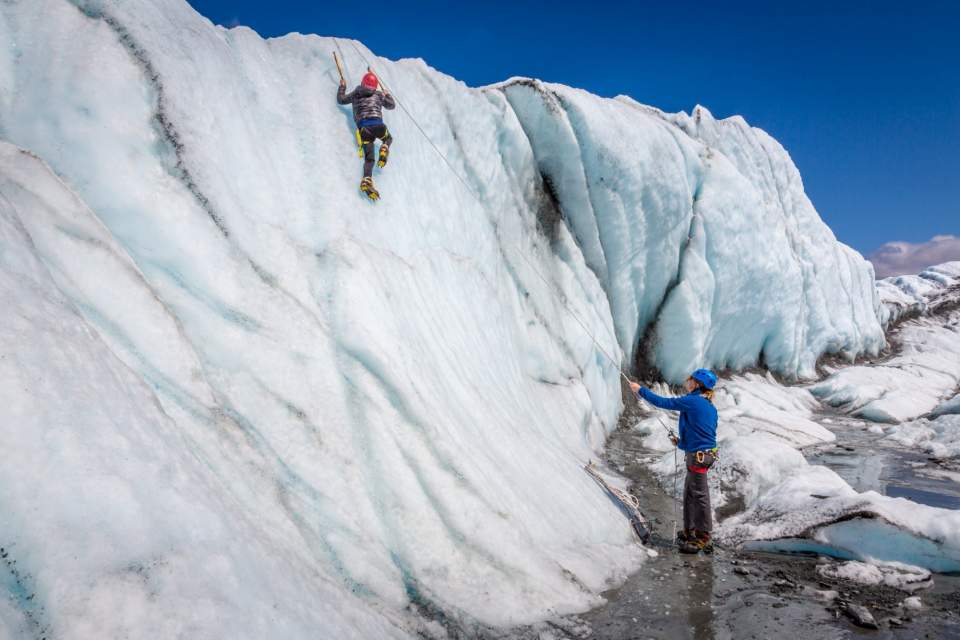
[691,368,718,390]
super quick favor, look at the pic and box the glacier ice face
[0,1,638,633]
[501,84,884,382]
[0,139,638,635]
[0,0,890,635]
[0,146,411,639]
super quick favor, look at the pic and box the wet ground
[806,412,960,511]
[503,411,960,640]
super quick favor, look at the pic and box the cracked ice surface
[0,0,891,636]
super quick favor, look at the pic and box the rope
[336,41,688,446]
[332,38,350,81]
[715,450,723,505]
[338,40,634,386]
[673,447,680,541]
[332,40,702,544]
[585,463,641,510]
[344,40,482,208]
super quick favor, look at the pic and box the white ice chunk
[932,394,960,417]
[816,560,932,592]
[885,415,960,459]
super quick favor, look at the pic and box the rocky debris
[843,603,879,629]
[802,587,838,601]
[902,596,922,610]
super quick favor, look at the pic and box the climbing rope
[342,39,481,207]
[334,40,691,531]
[673,446,680,541]
[339,40,647,391]
[333,38,350,82]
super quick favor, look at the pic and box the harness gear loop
[355,129,364,157]
[696,450,705,465]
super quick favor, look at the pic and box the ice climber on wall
[337,68,395,201]
[629,369,719,553]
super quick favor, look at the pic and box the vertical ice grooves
[67,0,231,239]
[65,0,325,327]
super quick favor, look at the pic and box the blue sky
[186,0,958,257]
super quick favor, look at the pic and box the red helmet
[361,72,378,89]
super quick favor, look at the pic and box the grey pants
[683,451,715,533]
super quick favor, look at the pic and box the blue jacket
[638,387,717,452]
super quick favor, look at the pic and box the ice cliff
[0,0,887,637]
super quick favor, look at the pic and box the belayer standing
[337,68,395,201]
[629,369,719,554]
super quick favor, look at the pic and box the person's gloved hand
[669,434,679,447]
[628,381,640,394]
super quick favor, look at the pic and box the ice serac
[0,0,888,636]
[501,84,884,382]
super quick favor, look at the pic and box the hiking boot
[377,144,390,168]
[678,531,713,554]
[675,529,694,544]
[360,177,379,201]
[678,540,701,554]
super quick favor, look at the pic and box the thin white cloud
[868,234,960,278]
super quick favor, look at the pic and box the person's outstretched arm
[337,82,354,105]
[628,382,692,411]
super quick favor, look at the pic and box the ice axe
[333,51,345,85]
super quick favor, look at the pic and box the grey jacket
[337,84,396,124]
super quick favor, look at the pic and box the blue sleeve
[638,387,693,412]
